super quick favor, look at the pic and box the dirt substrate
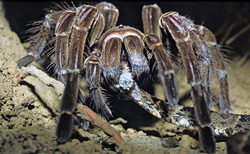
[1,2,250,154]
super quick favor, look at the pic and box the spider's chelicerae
[17,2,231,153]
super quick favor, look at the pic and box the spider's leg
[56,5,100,143]
[84,53,112,118]
[55,11,76,83]
[196,25,231,114]
[88,2,119,47]
[54,10,78,143]
[190,31,212,109]
[142,5,179,105]
[142,4,162,38]
[88,13,105,47]
[160,12,215,153]
[17,11,63,67]
[160,11,211,128]
[96,2,119,32]
[144,34,179,105]
[181,18,213,109]
[83,2,119,116]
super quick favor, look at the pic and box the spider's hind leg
[181,18,213,109]
[196,25,231,114]
[17,10,63,67]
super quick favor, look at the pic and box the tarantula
[17,2,231,154]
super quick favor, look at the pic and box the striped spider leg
[55,2,119,143]
[142,4,179,105]
[158,12,231,153]
[196,25,231,114]
[182,17,231,114]
[159,11,217,153]
[142,5,216,153]
[181,18,213,110]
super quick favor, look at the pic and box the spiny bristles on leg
[50,2,73,12]
[88,88,112,119]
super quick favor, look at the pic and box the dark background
[2,1,250,58]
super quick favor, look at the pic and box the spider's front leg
[142,4,179,105]
[81,50,122,141]
[84,51,112,118]
[55,5,104,143]
[55,2,119,143]
[160,12,215,153]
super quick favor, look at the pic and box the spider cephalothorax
[17,2,232,154]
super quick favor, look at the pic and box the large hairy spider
[17,2,231,154]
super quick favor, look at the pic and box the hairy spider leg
[85,2,119,49]
[144,34,179,105]
[196,25,231,114]
[88,2,119,48]
[56,2,119,143]
[79,3,120,111]
[17,2,119,68]
[55,11,76,83]
[55,5,102,143]
[160,12,215,153]
[17,11,63,67]
[142,4,179,105]
[181,17,213,110]
[84,52,112,118]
